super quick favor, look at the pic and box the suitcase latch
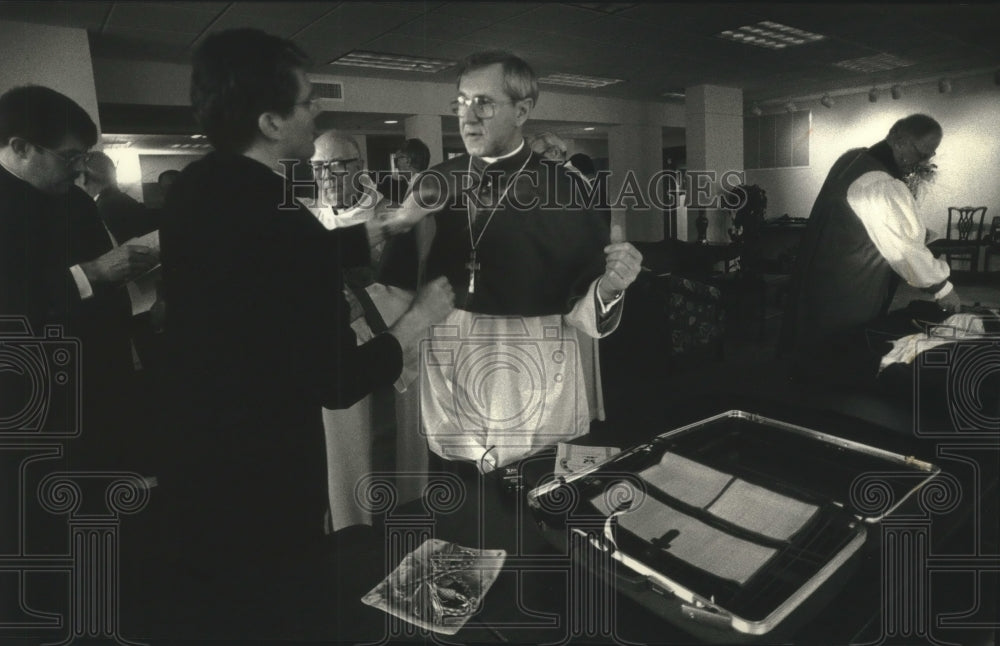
[680,603,731,629]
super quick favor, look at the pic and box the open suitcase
[527,410,940,643]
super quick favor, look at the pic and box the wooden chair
[932,206,988,272]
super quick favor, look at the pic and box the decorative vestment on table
[414,141,619,469]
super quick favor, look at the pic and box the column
[685,85,743,242]
[0,22,100,130]
[404,114,444,167]
[607,124,663,242]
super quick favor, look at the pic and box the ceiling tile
[431,2,540,21]
[501,4,602,30]
[390,14,491,40]
[106,2,223,33]
[103,26,198,46]
[295,2,423,45]
[0,1,112,29]
[225,1,339,23]
[200,13,309,40]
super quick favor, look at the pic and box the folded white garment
[707,479,818,541]
[638,452,732,508]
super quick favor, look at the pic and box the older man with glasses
[782,113,960,385]
[380,50,642,472]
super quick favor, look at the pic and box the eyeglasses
[35,143,91,167]
[294,97,318,111]
[909,139,936,163]
[450,95,513,119]
[311,158,361,175]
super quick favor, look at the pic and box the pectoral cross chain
[466,250,481,294]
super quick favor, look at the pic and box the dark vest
[782,143,902,356]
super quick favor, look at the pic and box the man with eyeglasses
[380,51,642,471]
[0,85,158,462]
[782,113,961,384]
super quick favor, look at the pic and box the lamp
[868,87,878,103]
[938,78,952,93]
[819,94,834,108]
[890,84,902,100]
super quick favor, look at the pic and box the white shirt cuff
[596,277,624,315]
[933,281,954,301]
[69,264,94,300]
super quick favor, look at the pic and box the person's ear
[257,111,284,142]
[514,98,534,126]
[7,137,33,159]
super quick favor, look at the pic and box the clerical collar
[0,157,29,184]
[478,140,525,165]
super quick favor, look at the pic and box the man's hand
[937,288,962,313]
[389,276,454,352]
[79,244,160,287]
[375,180,443,236]
[597,242,643,302]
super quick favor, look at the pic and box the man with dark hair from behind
[155,29,452,638]
[781,113,960,385]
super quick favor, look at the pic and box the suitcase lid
[527,410,941,636]
[533,409,939,523]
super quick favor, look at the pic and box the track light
[890,84,902,100]
[750,103,762,116]
[785,101,796,113]
[938,78,952,93]
[820,94,834,108]
[868,87,878,103]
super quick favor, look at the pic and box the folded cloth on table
[879,313,988,372]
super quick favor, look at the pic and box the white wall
[0,22,100,130]
[747,72,1000,236]
[92,58,685,129]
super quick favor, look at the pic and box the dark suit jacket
[95,186,157,242]
[0,167,135,448]
[159,151,403,568]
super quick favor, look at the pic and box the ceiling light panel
[716,21,826,49]
[833,53,914,73]
[329,51,455,73]
[538,73,625,89]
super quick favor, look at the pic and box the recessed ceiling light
[538,73,625,89]
[384,120,398,124]
[716,21,825,49]
[834,53,913,73]
[329,51,455,73]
